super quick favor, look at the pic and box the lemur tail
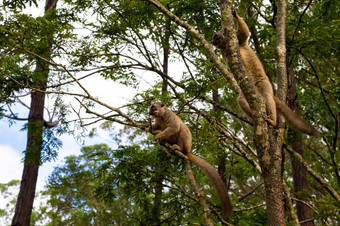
[187,153,233,216]
[274,96,319,136]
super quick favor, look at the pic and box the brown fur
[149,102,233,216]
[212,10,319,136]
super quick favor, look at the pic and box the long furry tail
[274,96,319,136]
[187,153,233,216]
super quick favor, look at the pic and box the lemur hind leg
[258,81,277,126]
[237,93,254,118]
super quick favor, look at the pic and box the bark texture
[161,19,170,95]
[184,157,214,226]
[12,1,57,225]
[288,65,314,226]
[152,23,171,223]
[262,0,288,225]
[219,1,285,225]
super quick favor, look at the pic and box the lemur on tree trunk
[212,9,319,136]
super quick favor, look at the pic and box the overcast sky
[0,72,145,218]
[0,73,142,183]
[0,1,183,214]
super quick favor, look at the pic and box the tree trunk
[161,19,170,95]
[152,171,163,225]
[12,1,57,225]
[247,8,262,57]
[288,65,314,226]
[11,165,40,226]
[219,0,286,224]
[162,45,169,94]
[210,71,227,187]
[211,69,220,113]
[152,19,171,223]
[184,156,214,226]
[262,0,287,225]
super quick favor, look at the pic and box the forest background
[0,0,339,225]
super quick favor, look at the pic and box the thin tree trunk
[247,8,262,57]
[161,19,170,95]
[12,61,48,226]
[153,171,163,224]
[152,18,171,223]
[12,1,57,225]
[210,71,228,188]
[210,68,220,113]
[262,0,288,225]
[162,45,169,94]
[11,164,40,226]
[184,155,214,225]
[288,65,314,226]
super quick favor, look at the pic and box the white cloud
[0,145,24,183]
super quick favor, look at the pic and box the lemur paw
[263,115,277,126]
[232,7,237,18]
[170,144,181,151]
[154,133,161,141]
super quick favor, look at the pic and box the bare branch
[284,145,340,202]
[289,0,313,44]
[146,0,241,95]
[238,181,264,202]
[247,0,274,26]
[233,203,266,212]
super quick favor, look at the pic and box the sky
[0,69,144,179]
[0,0,182,215]
[0,0,139,190]
[0,74,142,213]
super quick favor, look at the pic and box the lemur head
[149,102,166,117]
[212,31,226,49]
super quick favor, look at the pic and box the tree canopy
[0,0,339,225]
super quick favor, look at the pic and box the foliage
[41,143,267,225]
[41,144,193,224]
[1,0,339,224]
[0,180,52,225]
[0,1,75,163]
[0,180,20,225]
[42,144,119,225]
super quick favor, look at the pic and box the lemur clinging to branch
[212,9,319,136]
[149,102,233,216]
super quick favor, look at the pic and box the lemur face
[212,31,226,49]
[149,102,165,116]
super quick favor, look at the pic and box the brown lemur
[149,102,233,216]
[212,9,319,136]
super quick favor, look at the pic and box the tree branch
[284,144,340,202]
[146,0,241,95]
[238,181,264,202]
